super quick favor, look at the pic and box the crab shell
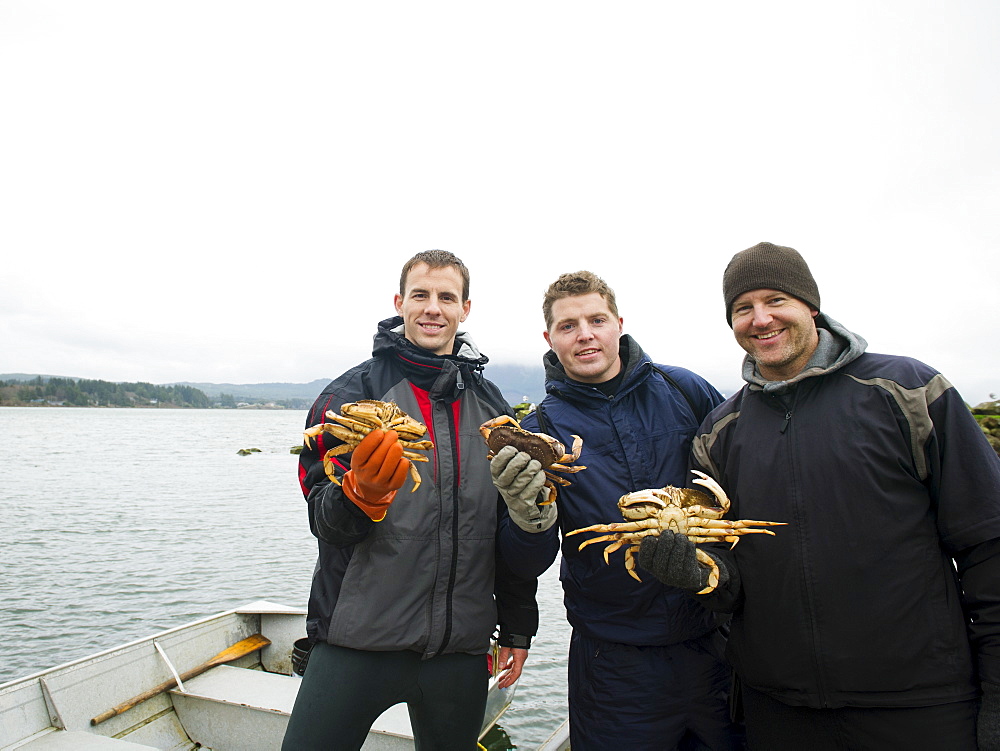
[483,424,567,467]
[330,399,429,442]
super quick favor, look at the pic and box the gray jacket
[298,317,542,658]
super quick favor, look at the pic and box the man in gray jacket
[282,250,549,751]
[639,242,1000,750]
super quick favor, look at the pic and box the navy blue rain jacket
[519,335,726,645]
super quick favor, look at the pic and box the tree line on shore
[0,376,214,408]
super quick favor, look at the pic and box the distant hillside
[485,363,547,405]
[172,379,330,403]
[0,375,212,408]
[3,366,547,410]
[176,364,547,408]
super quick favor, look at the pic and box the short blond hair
[542,270,619,330]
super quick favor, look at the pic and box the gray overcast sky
[2,1,998,404]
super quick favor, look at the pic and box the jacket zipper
[434,398,460,656]
[777,387,832,706]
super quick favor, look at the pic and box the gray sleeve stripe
[693,410,740,479]
[845,372,953,482]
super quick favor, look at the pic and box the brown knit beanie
[723,242,820,326]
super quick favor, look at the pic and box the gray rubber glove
[980,682,1000,751]
[490,445,557,533]
[637,531,726,592]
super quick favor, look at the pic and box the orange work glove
[341,428,410,521]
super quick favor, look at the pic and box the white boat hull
[0,601,515,751]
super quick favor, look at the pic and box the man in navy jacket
[492,270,742,750]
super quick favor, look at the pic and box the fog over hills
[173,364,549,407]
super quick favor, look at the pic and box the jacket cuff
[342,471,395,521]
[498,632,532,649]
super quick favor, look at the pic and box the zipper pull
[780,410,792,434]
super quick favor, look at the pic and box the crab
[566,470,785,593]
[479,415,586,505]
[304,400,435,491]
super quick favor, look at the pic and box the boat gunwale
[0,600,304,692]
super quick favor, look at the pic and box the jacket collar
[542,334,652,402]
[373,316,490,397]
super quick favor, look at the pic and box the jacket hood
[743,312,868,395]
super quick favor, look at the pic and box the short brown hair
[542,270,619,330]
[399,250,471,301]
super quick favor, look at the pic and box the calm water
[0,407,569,747]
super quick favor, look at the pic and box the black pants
[741,683,977,751]
[281,642,489,751]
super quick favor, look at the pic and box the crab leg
[556,435,584,464]
[599,539,627,564]
[479,415,518,441]
[401,451,430,462]
[407,461,423,492]
[400,440,435,452]
[543,473,573,487]
[685,525,780,537]
[545,464,587,475]
[690,470,731,512]
[567,519,662,536]
[623,545,642,581]
[575,528,659,551]
[695,549,720,594]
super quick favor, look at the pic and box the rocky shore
[972,400,1000,457]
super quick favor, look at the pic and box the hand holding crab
[304,400,434,492]
[479,416,586,505]
[490,446,558,533]
[567,470,786,594]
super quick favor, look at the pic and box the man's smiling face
[394,262,471,355]
[543,292,623,384]
[730,288,819,381]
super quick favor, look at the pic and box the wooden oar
[90,633,271,726]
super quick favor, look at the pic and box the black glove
[637,531,723,592]
[980,682,1000,751]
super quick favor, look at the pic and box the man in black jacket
[639,242,1000,750]
[282,250,549,751]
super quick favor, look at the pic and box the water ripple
[0,407,569,746]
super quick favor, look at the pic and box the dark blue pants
[568,629,743,750]
[741,683,977,751]
[281,642,488,751]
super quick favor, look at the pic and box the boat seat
[169,665,416,751]
[167,665,299,751]
[15,730,159,750]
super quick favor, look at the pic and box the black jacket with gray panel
[692,314,1000,708]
